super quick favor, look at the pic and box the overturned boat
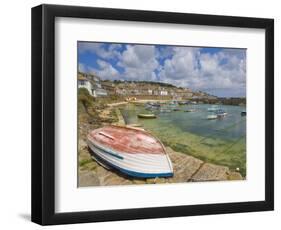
[87,125,173,178]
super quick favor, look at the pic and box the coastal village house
[101,82,116,95]
[78,73,94,96]
[160,90,168,96]
[78,72,107,97]
[115,88,127,95]
[78,72,217,100]
[92,87,107,97]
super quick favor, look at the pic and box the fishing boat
[137,113,157,119]
[145,102,160,111]
[147,102,160,107]
[216,109,228,118]
[87,125,173,178]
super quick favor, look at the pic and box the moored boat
[87,125,173,178]
[137,113,157,119]
[241,111,246,116]
[216,109,228,118]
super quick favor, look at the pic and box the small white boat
[216,109,228,118]
[87,125,173,178]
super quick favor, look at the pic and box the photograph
[77,41,247,187]
[30,3,274,225]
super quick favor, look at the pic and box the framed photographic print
[31,4,274,225]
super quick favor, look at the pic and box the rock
[132,179,147,185]
[79,148,90,159]
[228,171,243,180]
[191,163,229,182]
[146,178,157,184]
[79,171,100,187]
[154,177,167,184]
[166,147,203,182]
[78,139,87,151]
[102,173,133,186]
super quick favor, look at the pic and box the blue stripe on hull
[91,140,124,160]
[89,147,173,179]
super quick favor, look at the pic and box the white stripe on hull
[88,141,173,175]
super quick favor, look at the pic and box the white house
[160,90,168,96]
[78,73,108,97]
[92,88,107,97]
[78,74,94,96]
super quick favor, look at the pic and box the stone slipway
[79,142,243,187]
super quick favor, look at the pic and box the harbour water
[120,103,246,177]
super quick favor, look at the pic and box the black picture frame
[31,4,274,225]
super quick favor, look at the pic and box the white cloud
[156,46,175,60]
[78,42,121,60]
[79,42,246,96]
[158,47,246,96]
[199,50,246,95]
[89,59,120,80]
[108,44,122,51]
[158,47,201,87]
[117,45,159,81]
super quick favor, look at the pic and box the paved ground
[78,141,243,187]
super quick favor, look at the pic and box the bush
[78,88,93,109]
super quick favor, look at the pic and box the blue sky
[78,42,246,97]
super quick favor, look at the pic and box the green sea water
[120,103,246,177]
